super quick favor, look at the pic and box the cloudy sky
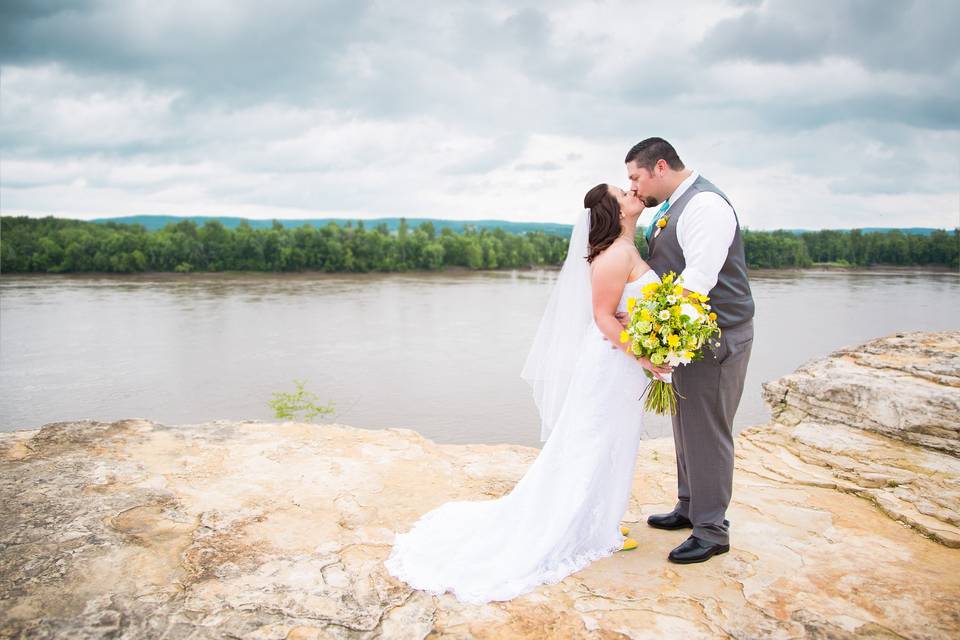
[2,0,958,229]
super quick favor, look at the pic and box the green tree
[4,214,952,274]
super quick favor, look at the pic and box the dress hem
[383,531,625,605]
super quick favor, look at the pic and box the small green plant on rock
[268,379,335,422]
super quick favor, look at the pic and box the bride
[383,183,671,604]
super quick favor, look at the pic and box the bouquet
[619,272,721,415]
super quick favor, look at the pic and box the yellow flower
[709,312,717,321]
[673,285,683,296]
[656,217,668,229]
[684,351,695,358]
[626,297,636,313]
[642,282,659,297]
[640,308,652,321]
[667,334,680,348]
[619,330,629,343]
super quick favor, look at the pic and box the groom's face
[626,160,664,208]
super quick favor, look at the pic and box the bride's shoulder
[590,242,635,284]
[591,241,632,269]
[595,239,635,261]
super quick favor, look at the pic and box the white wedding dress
[383,268,661,605]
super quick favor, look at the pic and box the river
[1,268,957,447]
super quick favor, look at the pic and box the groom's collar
[666,170,699,207]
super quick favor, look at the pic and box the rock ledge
[1,331,958,639]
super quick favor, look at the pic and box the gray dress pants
[669,318,753,545]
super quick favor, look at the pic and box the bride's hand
[637,356,673,382]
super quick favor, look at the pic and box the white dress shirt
[663,170,737,296]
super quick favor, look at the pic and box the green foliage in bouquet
[620,272,721,414]
[268,379,335,422]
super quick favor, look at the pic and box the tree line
[1,215,957,274]
[0,216,568,273]
[740,228,958,269]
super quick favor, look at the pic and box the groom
[623,137,755,564]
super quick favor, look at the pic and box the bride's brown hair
[583,184,621,263]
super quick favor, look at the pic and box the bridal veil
[520,209,593,442]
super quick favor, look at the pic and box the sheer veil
[521,209,593,443]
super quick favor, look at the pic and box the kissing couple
[385,137,756,605]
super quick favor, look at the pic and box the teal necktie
[644,200,670,241]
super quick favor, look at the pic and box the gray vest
[646,175,755,328]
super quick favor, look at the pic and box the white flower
[666,295,678,304]
[658,310,671,321]
[665,351,683,366]
[679,303,702,322]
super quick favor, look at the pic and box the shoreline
[2,263,957,279]
[750,263,959,274]
[0,419,684,444]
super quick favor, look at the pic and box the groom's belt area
[716,316,753,331]
[708,294,755,328]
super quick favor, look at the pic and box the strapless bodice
[616,269,660,313]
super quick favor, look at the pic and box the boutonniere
[653,214,670,238]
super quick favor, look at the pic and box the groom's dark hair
[624,137,685,171]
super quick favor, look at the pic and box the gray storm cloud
[1,0,957,228]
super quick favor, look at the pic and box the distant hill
[88,215,575,236]
[27,214,957,237]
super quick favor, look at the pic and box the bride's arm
[590,246,634,355]
[592,248,672,380]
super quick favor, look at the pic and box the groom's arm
[676,192,736,297]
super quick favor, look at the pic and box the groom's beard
[642,195,661,208]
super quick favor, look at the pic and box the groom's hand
[603,312,632,349]
[613,311,630,348]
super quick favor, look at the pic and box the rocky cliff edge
[1,331,958,639]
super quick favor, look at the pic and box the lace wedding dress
[383,268,660,605]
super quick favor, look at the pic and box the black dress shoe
[667,535,730,564]
[647,512,692,530]
[647,512,731,531]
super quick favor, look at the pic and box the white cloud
[1,0,957,229]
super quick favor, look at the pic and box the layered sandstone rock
[1,331,958,639]
[755,331,960,549]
